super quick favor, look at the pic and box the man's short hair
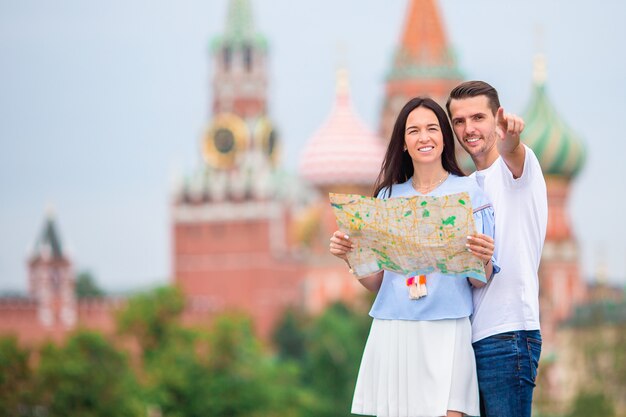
[446,80,500,116]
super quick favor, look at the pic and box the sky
[1,0,625,293]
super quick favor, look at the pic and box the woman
[329,97,498,417]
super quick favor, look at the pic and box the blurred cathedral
[1,0,622,410]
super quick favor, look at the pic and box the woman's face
[404,106,444,166]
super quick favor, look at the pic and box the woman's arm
[356,271,384,292]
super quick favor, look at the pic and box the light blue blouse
[369,174,500,321]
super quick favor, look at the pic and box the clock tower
[171,0,303,338]
[202,0,278,171]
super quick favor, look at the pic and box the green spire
[523,54,586,178]
[225,0,254,42]
[33,209,65,260]
[212,0,267,51]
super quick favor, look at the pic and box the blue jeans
[472,330,542,417]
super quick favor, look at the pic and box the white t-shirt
[470,145,548,343]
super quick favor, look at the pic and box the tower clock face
[214,128,235,153]
[254,117,279,165]
[202,113,249,169]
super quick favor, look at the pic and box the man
[446,81,548,417]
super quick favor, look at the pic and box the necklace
[411,172,449,193]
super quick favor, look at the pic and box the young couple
[329,81,547,417]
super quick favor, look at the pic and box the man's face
[448,95,498,160]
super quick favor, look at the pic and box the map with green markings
[329,192,486,282]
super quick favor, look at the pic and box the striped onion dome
[299,69,386,187]
[523,55,586,178]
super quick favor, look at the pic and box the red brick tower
[523,55,587,352]
[379,0,464,141]
[1,209,123,345]
[27,210,77,332]
[171,0,305,338]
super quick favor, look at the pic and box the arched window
[243,44,253,72]
[223,46,232,71]
[51,269,61,292]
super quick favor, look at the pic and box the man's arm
[496,107,526,179]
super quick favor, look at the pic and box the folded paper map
[329,192,486,282]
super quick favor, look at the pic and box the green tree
[568,306,626,412]
[202,313,312,417]
[142,329,210,417]
[75,270,104,298]
[567,391,615,417]
[0,336,32,417]
[116,286,185,358]
[142,313,312,417]
[35,330,143,417]
[272,308,308,362]
[301,302,371,417]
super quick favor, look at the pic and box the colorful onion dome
[523,55,586,178]
[299,69,386,188]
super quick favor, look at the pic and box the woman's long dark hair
[373,97,465,198]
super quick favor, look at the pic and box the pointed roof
[402,0,447,61]
[299,69,386,187]
[523,55,586,178]
[32,209,66,261]
[212,0,267,50]
[389,0,462,79]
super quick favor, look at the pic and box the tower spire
[32,211,65,260]
[533,53,547,86]
[379,0,464,140]
[335,67,350,103]
[399,0,450,66]
[28,209,76,328]
[223,0,257,45]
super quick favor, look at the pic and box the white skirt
[352,317,479,417]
